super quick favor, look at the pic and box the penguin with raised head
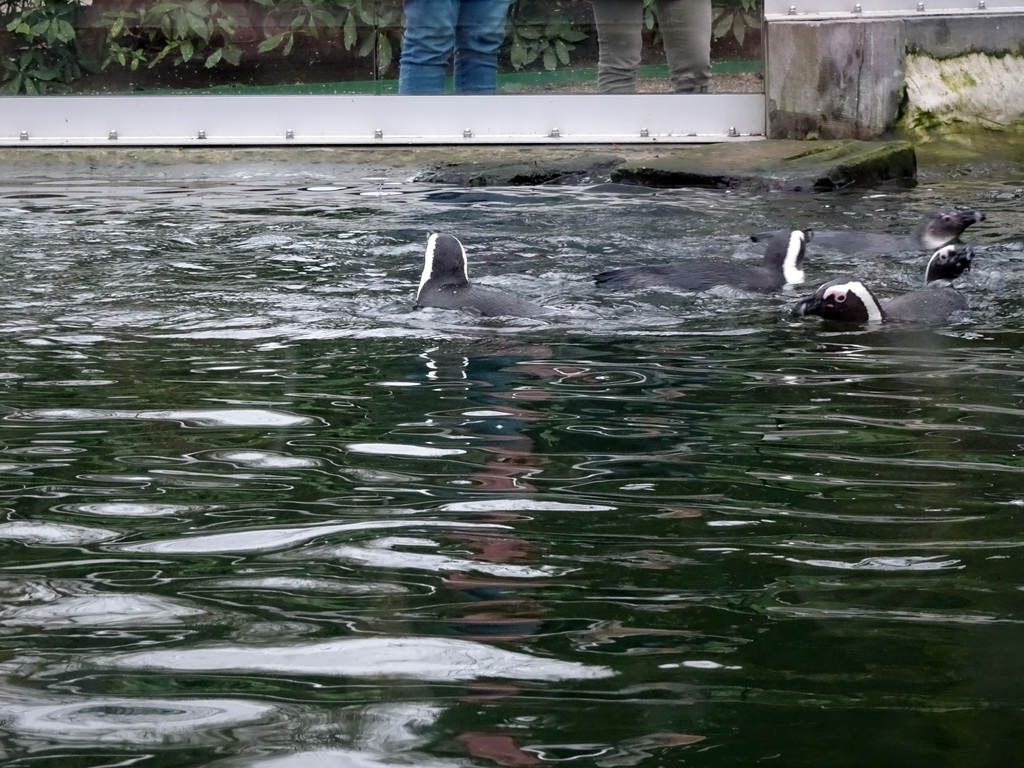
[752,209,985,254]
[415,233,546,318]
[594,229,810,292]
[922,243,974,285]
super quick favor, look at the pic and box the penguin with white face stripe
[922,244,974,285]
[594,229,810,293]
[752,209,985,254]
[415,233,546,318]
[792,243,974,324]
[791,276,968,324]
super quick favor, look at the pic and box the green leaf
[555,40,569,65]
[221,45,242,66]
[205,47,223,67]
[2,74,22,94]
[358,30,375,57]
[282,33,294,56]
[343,11,356,50]
[180,38,194,62]
[258,32,286,53]
[732,14,746,45]
[30,19,51,37]
[151,3,183,15]
[377,33,393,74]
[713,12,733,39]
[189,12,210,42]
[150,44,171,67]
[56,19,76,43]
[510,39,526,69]
[542,47,556,71]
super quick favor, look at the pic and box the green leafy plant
[102,0,243,70]
[712,0,761,46]
[255,0,399,75]
[507,18,587,72]
[1,0,82,94]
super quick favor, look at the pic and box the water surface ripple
[1,170,1022,767]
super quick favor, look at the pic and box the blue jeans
[399,0,512,94]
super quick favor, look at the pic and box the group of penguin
[415,208,987,324]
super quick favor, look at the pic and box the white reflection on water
[218,750,465,768]
[1,593,205,627]
[0,696,274,743]
[13,408,315,428]
[118,519,510,555]
[0,521,118,546]
[346,441,467,457]
[59,502,201,517]
[212,576,409,595]
[95,636,616,682]
[786,555,964,570]
[210,703,463,768]
[439,499,615,512]
[292,535,566,578]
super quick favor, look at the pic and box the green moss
[938,68,978,91]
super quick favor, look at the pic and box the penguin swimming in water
[415,233,546,318]
[594,229,810,292]
[922,244,974,285]
[791,274,971,327]
[792,244,974,323]
[752,209,985,255]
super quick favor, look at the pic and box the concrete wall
[765,12,1024,139]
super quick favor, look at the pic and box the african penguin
[415,233,546,318]
[922,244,974,285]
[594,229,810,292]
[752,209,985,254]
[791,278,968,324]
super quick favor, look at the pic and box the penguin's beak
[791,292,820,317]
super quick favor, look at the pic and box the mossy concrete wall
[766,12,1024,140]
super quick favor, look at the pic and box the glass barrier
[0,0,763,97]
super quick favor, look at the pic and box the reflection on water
[0,167,1023,767]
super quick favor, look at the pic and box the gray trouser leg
[592,0,643,94]
[656,0,712,93]
[592,0,712,94]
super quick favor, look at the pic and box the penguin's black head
[791,278,884,323]
[418,233,470,300]
[916,210,986,250]
[924,244,974,284]
[762,229,812,285]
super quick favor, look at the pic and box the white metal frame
[0,93,766,147]
[765,0,1024,18]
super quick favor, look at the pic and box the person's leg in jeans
[592,0,643,94]
[453,0,512,93]
[657,0,712,93]
[399,0,460,94]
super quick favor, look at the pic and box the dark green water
[1,164,1023,767]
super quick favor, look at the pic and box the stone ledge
[0,140,916,191]
[608,140,916,191]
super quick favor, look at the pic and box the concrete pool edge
[1,137,1017,190]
